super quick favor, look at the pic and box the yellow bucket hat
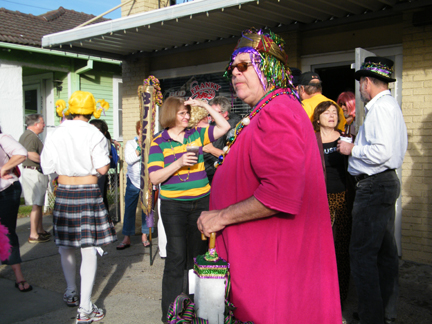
[56,91,109,119]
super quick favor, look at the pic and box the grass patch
[18,204,32,218]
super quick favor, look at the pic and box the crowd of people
[0,27,407,324]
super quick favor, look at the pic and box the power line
[0,0,51,11]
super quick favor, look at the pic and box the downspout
[75,60,93,74]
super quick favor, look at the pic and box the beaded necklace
[168,132,192,182]
[215,90,291,168]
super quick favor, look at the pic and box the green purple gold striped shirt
[148,126,214,200]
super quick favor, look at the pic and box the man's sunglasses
[227,62,253,75]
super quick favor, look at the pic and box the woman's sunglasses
[227,62,253,75]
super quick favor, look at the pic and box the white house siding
[0,61,23,140]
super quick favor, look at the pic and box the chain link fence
[107,168,121,223]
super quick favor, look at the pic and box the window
[113,77,123,141]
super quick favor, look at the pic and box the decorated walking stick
[138,75,163,265]
[192,233,229,324]
[168,233,254,323]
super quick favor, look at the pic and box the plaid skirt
[53,184,117,248]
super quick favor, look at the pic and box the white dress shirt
[41,120,110,176]
[348,90,407,176]
[125,138,141,188]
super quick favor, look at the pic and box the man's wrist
[218,208,229,227]
[350,144,355,156]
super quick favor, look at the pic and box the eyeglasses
[339,102,346,106]
[178,111,190,118]
[227,62,253,75]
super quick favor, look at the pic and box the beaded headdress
[355,56,396,83]
[224,28,295,91]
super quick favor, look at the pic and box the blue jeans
[122,177,150,236]
[0,181,22,265]
[350,170,400,324]
[160,195,209,322]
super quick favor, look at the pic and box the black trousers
[160,195,209,322]
[0,181,22,265]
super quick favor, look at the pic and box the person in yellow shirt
[299,71,346,132]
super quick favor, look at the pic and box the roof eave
[41,0,251,48]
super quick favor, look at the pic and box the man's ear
[222,111,229,119]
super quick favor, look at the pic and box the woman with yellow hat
[41,91,116,324]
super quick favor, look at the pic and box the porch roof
[41,0,429,60]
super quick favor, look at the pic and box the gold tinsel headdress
[225,28,295,93]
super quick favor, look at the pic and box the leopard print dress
[328,191,352,302]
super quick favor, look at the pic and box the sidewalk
[1,214,432,323]
[0,214,164,324]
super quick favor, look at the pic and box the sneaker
[63,290,79,307]
[76,304,104,323]
[28,235,50,243]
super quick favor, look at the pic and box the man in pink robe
[197,28,342,324]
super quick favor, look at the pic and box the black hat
[290,67,302,87]
[299,71,321,86]
[355,56,396,83]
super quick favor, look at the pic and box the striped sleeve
[198,125,214,146]
[148,137,164,173]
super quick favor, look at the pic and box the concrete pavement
[1,214,432,323]
[0,214,164,324]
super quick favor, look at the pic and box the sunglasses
[227,62,253,75]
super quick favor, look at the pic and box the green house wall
[1,46,121,132]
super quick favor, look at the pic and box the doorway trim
[301,45,403,106]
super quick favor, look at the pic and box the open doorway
[315,65,355,102]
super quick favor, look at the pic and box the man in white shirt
[338,57,407,324]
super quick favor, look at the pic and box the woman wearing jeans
[117,121,151,249]
[148,97,229,322]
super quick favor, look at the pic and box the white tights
[59,246,97,312]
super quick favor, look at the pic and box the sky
[0,0,123,19]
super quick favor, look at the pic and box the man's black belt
[23,166,43,173]
[354,169,395,183]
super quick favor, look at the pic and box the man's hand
[197,209,226,237]
[337,140,354,156]
[198,196,277,237]
[203,143,224,157]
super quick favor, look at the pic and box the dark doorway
[24,89,38,115]
[315,65,355,102]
